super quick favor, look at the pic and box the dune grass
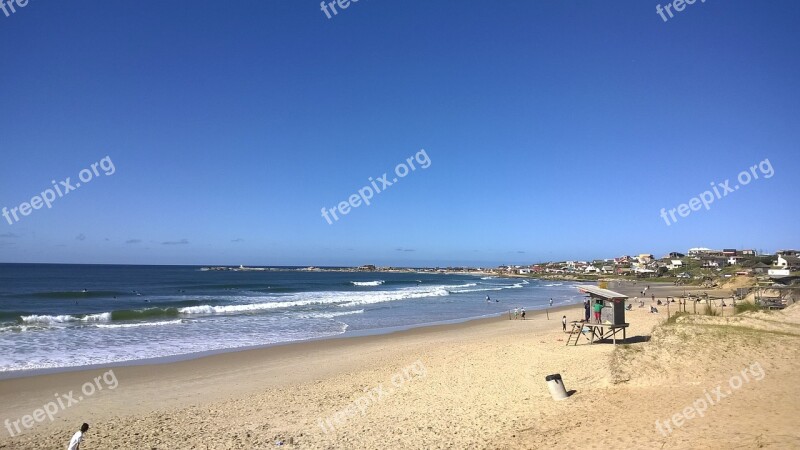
[735,302,762,314]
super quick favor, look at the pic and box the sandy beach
[2,283,799,449]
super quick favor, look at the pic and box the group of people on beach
[575,298,604,324]
[504,297,558,321]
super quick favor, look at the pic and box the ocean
[0,264,587,375]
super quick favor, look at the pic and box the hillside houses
[496,247,796,280]
[777,254,800,271]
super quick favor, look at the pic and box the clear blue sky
[0,0,798,266]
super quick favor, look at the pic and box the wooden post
[546,309,549,320]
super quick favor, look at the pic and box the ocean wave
[480,276,497,280]
[93,319,185,329]
[15,280,517,325]
[449,286,505,293]
[449,281,526,294]
[351,281,385,286]
[18,308,185,325]
[297,309,365,319]
[111,307,180,321]
[179,283,470,314]
[20,313,111,325]
[178,300,325,315]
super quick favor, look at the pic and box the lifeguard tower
[566,285,629,345]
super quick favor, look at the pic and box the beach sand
[2,283,799,449]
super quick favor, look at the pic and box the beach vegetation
[703,304,720,316]
[735,302,761,314]
[665,312,687,325]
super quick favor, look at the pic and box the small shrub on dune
[704,304,720,316]
[735,302,761,314]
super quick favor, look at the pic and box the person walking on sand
[562,315,567,332]
[521,308,526,320]
[68,423,89,450]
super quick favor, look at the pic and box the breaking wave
[351,281,385,286]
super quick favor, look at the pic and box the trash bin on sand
[545,373,568,401]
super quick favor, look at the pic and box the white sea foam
[351,280,385,286]
[449,281,526,294]
[0,318,350,372]
[178,284,473,315]
[84,312,112,322]
[338,287,452,308]
[20,314,76,324]
[297,309,365,319]
[0,325,35,333]
[20,313,111,325]
[93,319,184,329]
[178,299,326,315]
[449,286,504,293]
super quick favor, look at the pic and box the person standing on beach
[562,315,567,332]
[593,300,603,324]
[68,423,89,450]
[583,299,590,321]
[521,308,526,320]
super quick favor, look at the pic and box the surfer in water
[486,295,491,303]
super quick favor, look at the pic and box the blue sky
[0,0,798,266]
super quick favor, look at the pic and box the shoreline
[0,302,585,442]
[0,302,581,382]
[0,280,707,381]
[1,273,585,379]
